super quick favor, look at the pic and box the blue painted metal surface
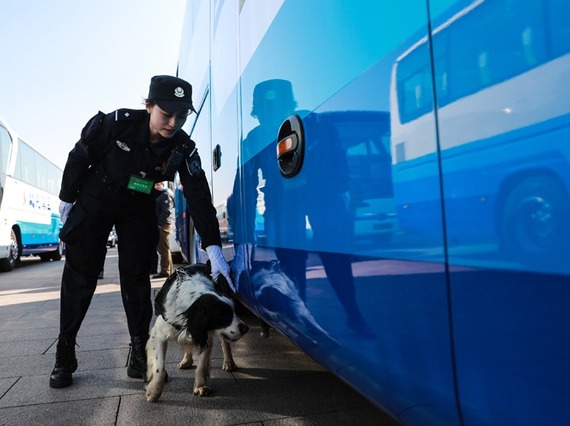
[176,0,570,424]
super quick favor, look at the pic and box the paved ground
[0,251,399,425]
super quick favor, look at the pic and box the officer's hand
[206,245,235,292]
[59,201,73,224]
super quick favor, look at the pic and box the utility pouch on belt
[162,143,187,179]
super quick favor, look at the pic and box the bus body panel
[177,0,570,424]
[428,0,570,424]
[179,1,458,424]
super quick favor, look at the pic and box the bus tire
[501,176,570,264]
[40,241,64,262]
[0,229,19,272]
[51,241,65,261]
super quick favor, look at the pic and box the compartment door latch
[276,114,305,178]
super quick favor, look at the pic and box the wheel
[40,240,64,262]
[501,176,570,264]
[50,240,65,261]
[0,229,19,272]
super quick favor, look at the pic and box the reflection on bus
[390,0,570,273]
[176,0,570,424]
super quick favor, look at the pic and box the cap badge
[265,90,277,100]
[174,87,185,98]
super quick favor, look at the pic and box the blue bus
[175,1,570,424]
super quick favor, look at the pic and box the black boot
[49,334,78,388]
[127,336,148,379]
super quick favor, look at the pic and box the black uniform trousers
[59,180,159,338]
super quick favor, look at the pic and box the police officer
[50,75,233,388]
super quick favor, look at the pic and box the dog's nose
[239,323,249,335]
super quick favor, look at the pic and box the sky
[1,0,187,169]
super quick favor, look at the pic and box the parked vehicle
[175,1,570,424]
[0,117,64,272]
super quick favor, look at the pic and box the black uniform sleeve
[178,142,222,249]
[59,111,112,202]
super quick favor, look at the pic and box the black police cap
[148,75,196,114]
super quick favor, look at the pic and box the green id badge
[127,175,154,194]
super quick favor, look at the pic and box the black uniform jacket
[59,108,221,248]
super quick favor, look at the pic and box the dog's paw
[178,359,193,370]
[145,384,163,402]
[193,385,212,397]
[222,360,238,372]
[178,352,193,369]
[146,390,161,403]
[145,374,166,402]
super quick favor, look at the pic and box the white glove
[231,243,253,289]
[206,245,235,292]
[59,201,73,224]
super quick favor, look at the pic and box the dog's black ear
[214,274,233,297]
[183,294,234,349]
[184,298,209,349]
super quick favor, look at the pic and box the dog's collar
[161,314,183,331]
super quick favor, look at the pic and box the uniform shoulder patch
[186,144,202,176]
[187,156,202,175]
[114,109,147,122]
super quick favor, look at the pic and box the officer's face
[256,102,294,128]
[147,104,188,142]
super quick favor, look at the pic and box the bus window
[437,0,547,107]
[0,124,11,176]
[15,140,37,187]
[397,42,433,123]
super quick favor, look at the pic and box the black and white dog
[145,264,249,402]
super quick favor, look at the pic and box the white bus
[0,117,64,272]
